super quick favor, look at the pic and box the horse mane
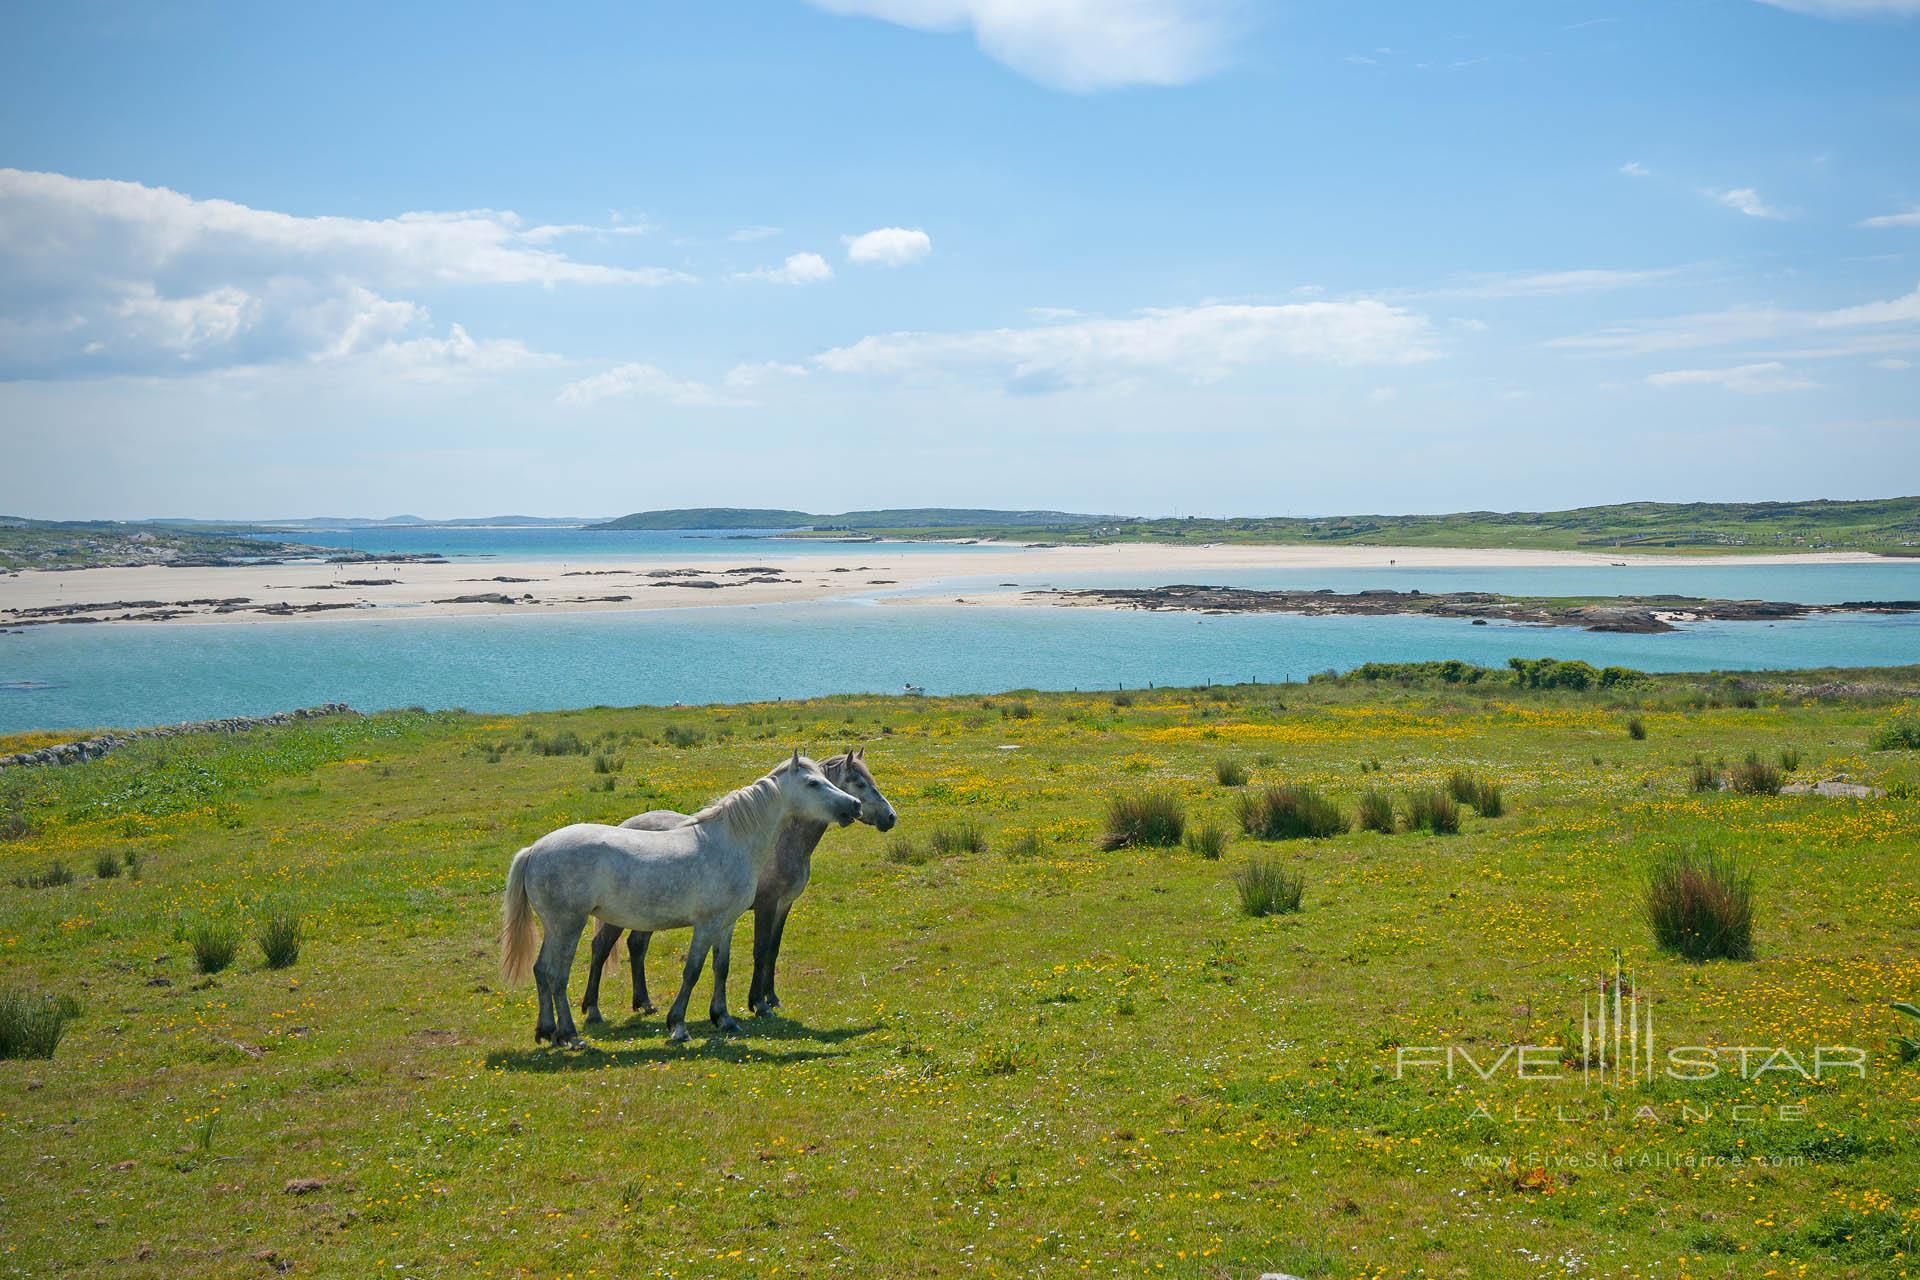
[686,759,813,846]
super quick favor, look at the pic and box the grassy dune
[2,670,1919,1277]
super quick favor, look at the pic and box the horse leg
[535,917,587,1047]
[629,931,655,1014]
[762,903,794,1013]
[533,955,556,1045]
[582,921,622,1025]
[747,903,776,1015]
[665,927,714,1044]
[710,928,743,1034]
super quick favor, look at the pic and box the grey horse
[581,748,896,1024]
[501,752,858,1045]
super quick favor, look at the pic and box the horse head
[827,746,897,832]
[774,750,860,827]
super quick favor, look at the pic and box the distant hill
[588,508,1106,531]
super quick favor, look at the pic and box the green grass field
[2,668,1918,1278]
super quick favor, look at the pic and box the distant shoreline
[0,543,1900,629]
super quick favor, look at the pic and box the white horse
[500,753,859,1045]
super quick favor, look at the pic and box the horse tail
[599,920,621,974]
[499,847,538,987]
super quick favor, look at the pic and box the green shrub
[1184,824,1227,860]
[93,851,121,879]
[1214,757,1250,787]
[0,810,32,842]
[1870,714,1920,752]
[1233,857,1305,917]
[1446,771,1477,805]
[257,909,303,969]
[591,752,622,774]
[1404,789,1460,834]
[1237,785,1347,839]
[1646,851,1754,961]
[1728,753,1782,796]
[1779,747,1801,773]
[660,725,704,749]
[1627,716,1647,741]
[928,821,987,857]
[1111,692,1134,708]
[1099,791,1185,850]
[1002,700,1034,720]
[0,988,81,1060]
[1688,758,1719,792]
[189,919,240,974]
[1357,788,1396,834]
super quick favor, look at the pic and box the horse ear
[854,746,865,760]
[791,747,801,767]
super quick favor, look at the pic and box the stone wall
[0,703,355,769]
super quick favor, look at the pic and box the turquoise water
[3,598,1916,733]
[5,532,1917,732]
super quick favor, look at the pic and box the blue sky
[1,0,1916,520]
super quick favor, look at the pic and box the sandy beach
[0,543,1893,627]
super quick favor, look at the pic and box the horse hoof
[535,1026,555,1044]
[666,1023,690,1044]
[635,1002,657,1016]
[583,1008,603,1025]
[713,1016,744,1035]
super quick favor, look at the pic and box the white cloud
[1710,186,1790,220]
[844,226,933,267]
[732,251,834,285]
[728,225,783,242]
[557,362,752,408]
[1749,0,1920,15]
[1551,282,1920,357]
[1619,161,1651,178]
[1646,362,1818,393]
[0,168,687,378]
[814,299,1437,392]
[723,360,809,389]
[804,0,1238,92]
[1874,357,1913,369]
[1860,206,1920,228]
[1416,266,1688,300]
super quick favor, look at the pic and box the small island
[1033,584,1920,633]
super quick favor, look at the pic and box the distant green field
[791,496,1920,555]
[0,523,314,571]
[2,667,1918,1277]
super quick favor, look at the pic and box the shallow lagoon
[4,594,1916,733]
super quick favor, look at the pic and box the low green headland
[612,495,1920,556]
[1,664,1918,1276]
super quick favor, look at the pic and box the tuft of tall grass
[1099,791,1185,850]
[1184,824,1227,860]
[1778,747,1801,773]
[1233,857,1305,917]
[1001,700,1034,720]
[11,860,73,890]
[660,725,704,749]
[1869,714,1920,752]
[1627,716,1647,741]
[1645,850,1754,961]
[1445,771,1504,817]
[1237,784,1347,839]
[1688,758,1719,792]
[1403,789,1460,834]
[1110,692,1134,708]
[257,909,303,969]
[1213,757,1249,787]
[0,988,81,1060]
[189,919,240,974]
[94,851,121,879]
[928,820,988,857]
[1357,788,1396,834]
[1728,752,1782,795]
[532,729,588,756]
[884,837,931,866]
